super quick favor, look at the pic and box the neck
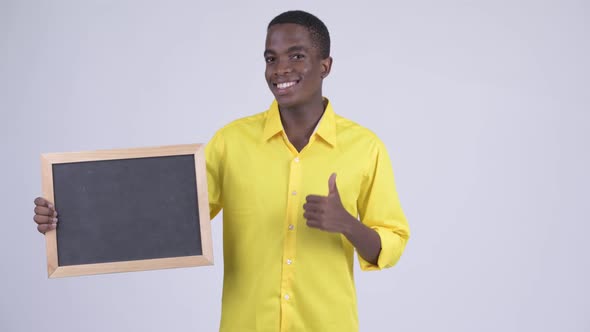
[278,94,326,151]
[280,94,325,132]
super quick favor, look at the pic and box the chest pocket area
[221,148,290,221]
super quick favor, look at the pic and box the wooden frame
[41,144,213,278]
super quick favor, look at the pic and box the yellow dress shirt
[205,99,410,332]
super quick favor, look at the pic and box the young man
[33,10,410,332]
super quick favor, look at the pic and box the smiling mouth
[274,80,299,90]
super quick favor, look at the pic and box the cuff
[358,226,407,271]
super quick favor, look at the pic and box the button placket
[280,153,302,329]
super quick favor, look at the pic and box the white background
[1,1,588,331]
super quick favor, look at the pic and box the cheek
[299,64,317,80]
[300,63,314,75]
[264,67,271,81]
[309,60,325,74]
[302,67,322,87]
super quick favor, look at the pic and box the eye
[265,56,275,64]
[291,54,305,60]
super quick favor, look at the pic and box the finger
[304,207,324,218]
[305,195,326,203]
[34,197,54,209]
[34,197,58,215]
[305,218,320,228]
[34,214,58,225]
[34,197,47,206]
[328,173,339,197]
[37,223,57,234]
[34,206,56,217]
[303,202,323,213]
[304,210,322,221]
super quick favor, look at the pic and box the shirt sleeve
[357,138,410,271]
[205,130,225,220]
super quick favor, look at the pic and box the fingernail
[53,218,58,223]
[48,204,54,209]
[53,211,58,217]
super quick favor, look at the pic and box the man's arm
[304,173,382,265]
[205,130,226,220]
[304,139,410,270]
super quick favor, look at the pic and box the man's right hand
[34,197,58,234]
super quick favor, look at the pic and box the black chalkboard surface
[41,144,212,278]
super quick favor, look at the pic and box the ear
[320,56,333,79]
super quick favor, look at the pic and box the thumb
[328,173,339,196]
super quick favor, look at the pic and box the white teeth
[277,81,297,89]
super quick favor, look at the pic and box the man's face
[264,23,331,109]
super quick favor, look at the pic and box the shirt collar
[262,99,337,147]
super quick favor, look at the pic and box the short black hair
[268,10,331,59]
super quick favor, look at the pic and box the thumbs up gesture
[304,173,356,234]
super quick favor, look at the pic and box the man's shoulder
[333,113,383,146]
[212,110,268,140]
[222,111,267,131]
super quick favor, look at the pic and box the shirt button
[286,259,292,265]
[288,224,294,230]
[292,191,297,195]
[294,157,300,163]
[284,294,290,300]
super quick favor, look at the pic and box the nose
[273,58,292,76]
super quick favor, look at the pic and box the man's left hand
[304,173,356,234]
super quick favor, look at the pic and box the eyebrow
[287,45,308,53]
[264,45,309,56]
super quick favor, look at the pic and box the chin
[274,94,299,109]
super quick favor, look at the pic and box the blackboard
[41,144,212,278]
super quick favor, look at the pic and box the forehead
[265,23,314,52]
